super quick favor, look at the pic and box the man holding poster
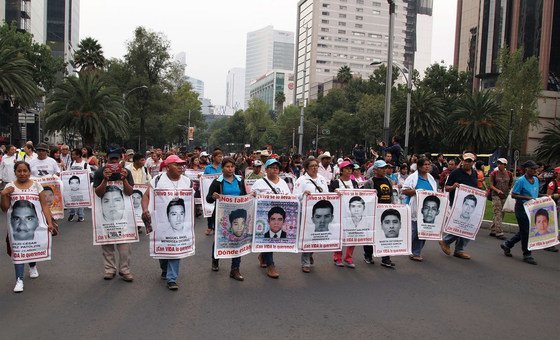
[93,145,136,282]
[142,155,193,291]
[64,148,92,222]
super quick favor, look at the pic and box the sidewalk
[481,219,518,234]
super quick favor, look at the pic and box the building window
[372,10,380,15]
[340,5,347,10]
[321,28,329,32]
[322,19,329,24]
[356,8,364,12]
[322,11,329,16]
[356,15,363,20]
[317,60,327,64]
[372,1,381,6]
[352,31,365,36]
[324,69,330,73]
[339,13,346,18]
[338,29,346,34]
[322,3,329,7]
[355,24,363,28]
[356,0,364,4]
[339,21,346,26]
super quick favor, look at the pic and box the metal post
[292,128,295,154]
[507,108,514,167]
[383,0,396,146]
[315,125,319,156]
[298,25,309,155]
[403,62,413,159]
[187,110,191,147]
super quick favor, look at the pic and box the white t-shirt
[251,176,291,195]
[6,181,44,195]
[293,173,330,200]
[28,157,61,177]
[1,154,17,182]
[150,173,191,190]
[68,159,90,172]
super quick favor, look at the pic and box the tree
[44,73,129,146]
[0,40,39,107]
[535,119,560,164]
[323,109,361,154]
[274,91,286,114]
[73,37,106,72]
[244,98,273,148]
[445,90,506,153]
[496,48,542,152]
[337,65,352,85]
[356,94,384,146]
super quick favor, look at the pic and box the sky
[80,0,457,106]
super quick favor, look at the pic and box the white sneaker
[29,265,39,278]
[13,278,24,293]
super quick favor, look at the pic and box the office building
[46,0,80,69]
[226,67,246,111]
[186,76,205,98]
[249,70,295,112]
[245,26,295,107]
[2,0,48,44]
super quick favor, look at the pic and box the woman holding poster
[203,149,223,236]
[293,158,330,273]
[1,161,55,293]
[402,157,439,261]
[206,157,247,281]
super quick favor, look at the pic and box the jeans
[159,259,180,283]
[211,242,241,269]
[69,207,84,218]
[505,203,531,257]
[14,262,36,280]
[333,246,355,263]
[442,234,470,253]
[262,252,274,266]
[207,216,215,230]
[411,221,425,256]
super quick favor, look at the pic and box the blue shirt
[221,176,241,196]
[204,164,222,174]
[404,175,434,205]
[512,175,539,203]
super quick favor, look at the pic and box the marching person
[93,145,135,282]
[1,161,55,293]
[28,143,60,177]
[544,166,560,252]
[0,145,17,190]
[488,158,513,240]
[203,149,223,236]
[206,157,247,281]
[251,158,291,278]
[67,148,91,222]
[246,160,264,180]
[126,153,152,185]
[293,158,330,273]
[59,144,72,171]
[141,155,191,290]
[317,151,334,184]
[402,157,438,262]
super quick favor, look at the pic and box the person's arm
[206,180,220,203]
[0,185,14,212]
[122,169,134,196]
[94,168,112,198]
[39,190,54,233]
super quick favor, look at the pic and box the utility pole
[298,25,309,155]
[507,109,514,167]
[383,0,396,146]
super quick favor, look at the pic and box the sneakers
[334,260,344,267]
[381,259,396,269]
[77,217,84,222]
[29,265,39,278]
[344,261,356,268]
[119,272,134,282]
[438,240,451,255]
[229,268,244,281]
[363,256,374,264]
[67,214,75,222]
[500,243,512,257]
[523,256,537,265]
[13,278,24,293]
[167,282,179,290]
[211,259,219,271]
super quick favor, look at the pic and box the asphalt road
[1,212,559,339]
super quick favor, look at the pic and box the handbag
[502,193,515,213]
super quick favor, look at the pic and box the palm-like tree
[73,37,106,72]
[535,118,560,164]
[44,73,129,146]
[0,39,39,106]
[274,91,286,114]
[446,90,506,152]
[337,65,352,85]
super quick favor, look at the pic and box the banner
[416,190,449,240]
[201,174,220,218]
[299,193,342,252]
[132,184,149,227]
[149,188,195,258]
[184,169,203,205]
[443,184,487,240]
[7,193,51,264]
[214,195,255,258]
[339,189,377,246]
[374,204,411,257]
[92,181,139,245]
[35,175,64,220]
[252,194,300,253]
[61,170,92,208]
[525,197,559,250]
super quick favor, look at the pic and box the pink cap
[339,160,354,169]
[164,155,186,166]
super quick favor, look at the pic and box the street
[1,212,559,339]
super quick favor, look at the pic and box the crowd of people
[0,138,559,293]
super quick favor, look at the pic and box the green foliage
[323,110,361,152]
[73,37,105,72]
[244,98,274,147]
[275,91,286,114]
[535,118,560,164]
[337,65,352,84]
[356,94,384,144]
[0,39,39,106]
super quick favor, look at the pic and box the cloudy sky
[81,0,457,105]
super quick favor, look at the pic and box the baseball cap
[337,158,344,165]
[254,160,263,167]
[107,144,121,159]
[164,155,187,166]
[265,159,281,168]
[200,151,209,157]
[339,160,353,169]
[126,149,134,156]
[521,160,539,169]
[463,153,476,161]
[353,163,361,170]
[36,143,49,152]
[497,158,508,165]
[373,160,389,169]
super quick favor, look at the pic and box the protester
[1,161,54,293]
[203,149,223,236]
[251,159,291,278]
[67,148,91,222]
[544,166,560,252]
[28,143,60,177]
[19,143,37,162]
[475,161,487,191]
[439,153,479,260]
[0,145,17,189]
[246,160,264,180]
[293,158,330,273]
[439,158,457,190]
[59,145,72,170]
[93,145,135,282]
[402,157,438,261]
[123,149,135,168]
[126,153,151,185]
[206,157,247,281]
[50,148,66,171]
[488,158,513,240]
[82,147,99,171]
[500,160,541,265]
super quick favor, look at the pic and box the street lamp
[122,85,148,101]
[382,0,397,147]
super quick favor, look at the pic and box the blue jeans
[211,242,241,269]
[411,221,425,256]
[505,203,532,257]
[159,259,181,283]
[14,262,36,280]
[69,207,84,218]
[262,252,274,266]
[443,234,470,253]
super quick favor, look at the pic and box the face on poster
[201,174,220,218]
[36,176,64,219]
[214,195,255,258]
[444,185,486,240]
[132,184,149,226]
[252,194,300,252]
[339,189,376,245]
[374,204,411,256]
[525,197,559,250]
[61,170,92,208]
[416,191,448,240]
[8,193,51,263]
[300,193,342,252]
[93,182,138,245]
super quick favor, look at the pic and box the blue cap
[265,159,281,168]
[373,160,389,169]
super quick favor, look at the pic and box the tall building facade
[46,0,80,68]
[226,68,246,112]
[2,0,49,44]
[249,70,295,112]
[244,26,295,107]
[186,76,205,98]
[294,0,431,104]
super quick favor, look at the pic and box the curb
[481,219,518,234]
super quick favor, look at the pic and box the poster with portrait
[149,188,195,258]
[374,204,411,257]
[132,184,149,227]
[252,194,300,253]
[443,184,487,240]
[35,175,64,220]
[7,193,51,264]
[339,189,377,246]
[214,195,255,259]
[299,193,342,252]
[244,178,258,194]
[184,169,203,204]
[201,174,220,218]
[279,172,296,193]
[416,190,449,240]
[525,197,559,250]
[92,181,138,245]
[61,170,92,208]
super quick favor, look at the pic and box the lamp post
[383,0,396,146]
[122,85,148,151]
[298,25,310,155]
